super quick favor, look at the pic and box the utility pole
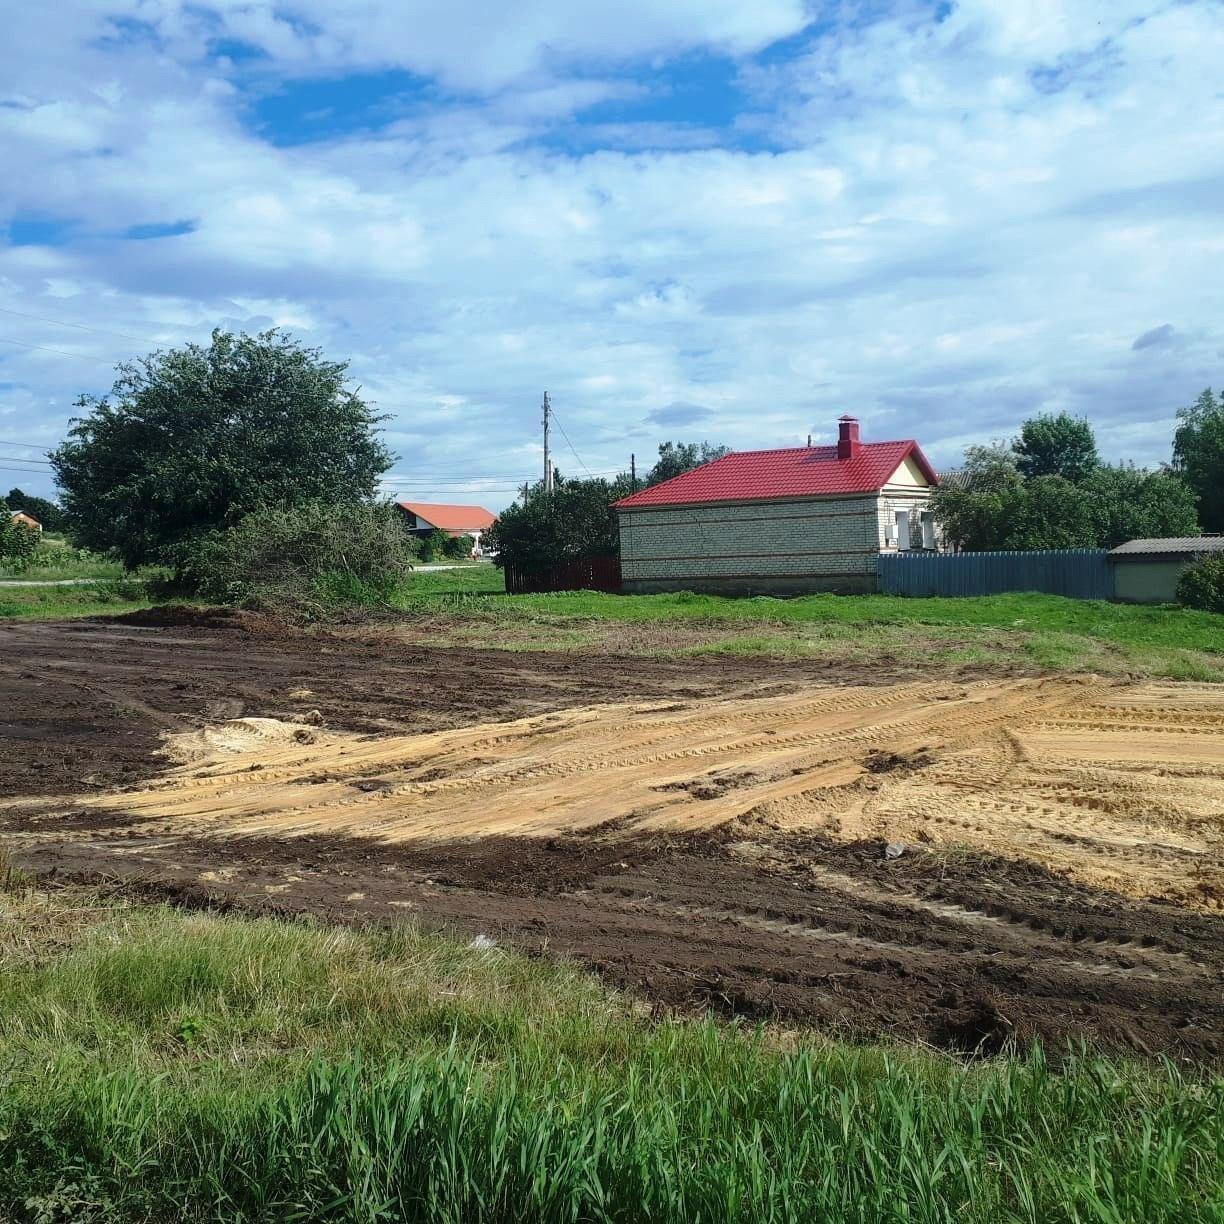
[630,453,637,492]
[521,482,530,505]
[542,391,552,496]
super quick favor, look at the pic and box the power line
[547,402,594,479]
[0,463,56,476]
[0,439,54,453]
[0,306,164,346]
[0,336,113,363]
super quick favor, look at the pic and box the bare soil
[2,616,1221,1059]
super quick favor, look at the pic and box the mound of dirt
[106,604,273,631]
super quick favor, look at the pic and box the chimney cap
[838,414,858,422]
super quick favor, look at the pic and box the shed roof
[614,440,937,510]
[1109,536,1224,557]
[396,501,496,532]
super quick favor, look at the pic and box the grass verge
[0,882,1220,1222]
[387,573,1224,681]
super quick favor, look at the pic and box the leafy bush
[180,501,418,614]
[0,502,39,571]
[417,531,474,563]
[1176,554,1224,613]
[443,532,476,561]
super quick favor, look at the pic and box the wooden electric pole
[542,392,552,495]
[630,453,637,492]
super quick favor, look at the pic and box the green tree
[932,472,1096,551]
[51,329,393,569]
[1014,413,1099,482]
[646,441,731,487]
[932,434,1195,552]
[928,442,1022,550]
[960,442,1024,492]
[995,476,1096,549]
[5,488,66,533]
[1172,388,1224,533]
[1080,466,1199,548]
[487,474,633,575]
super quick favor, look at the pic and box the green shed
[1108,536,1224,604]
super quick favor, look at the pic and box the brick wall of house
[618,496,883,593]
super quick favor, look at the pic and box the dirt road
[2,615,1221,1057]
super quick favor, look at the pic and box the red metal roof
[614,441,937,509]
[396,501,496,531]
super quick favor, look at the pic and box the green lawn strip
[391,577,1224,679]
[0,581,153,620]
[0,887,1219,1223]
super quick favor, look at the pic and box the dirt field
[2,615,1222,1058]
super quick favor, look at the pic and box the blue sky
[1,1,1222,506]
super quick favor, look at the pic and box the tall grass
[1,890,1219,1222]
[0,577,154,619]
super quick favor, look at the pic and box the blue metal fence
[877,549,1113,599]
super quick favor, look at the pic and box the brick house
[395,501,496,556]
[613,417,939,595]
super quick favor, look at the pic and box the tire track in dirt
[77,678,1098,844]
[40,674,1222,911]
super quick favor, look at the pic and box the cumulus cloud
[1,1,1222,504]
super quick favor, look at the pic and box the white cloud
[1,0,1223,506]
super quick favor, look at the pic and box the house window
[920,511,936,550]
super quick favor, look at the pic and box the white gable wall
[876,457,935,552]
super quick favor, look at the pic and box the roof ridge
[719,439,915,458]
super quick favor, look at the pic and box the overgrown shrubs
[419,529,474,563]
[180,501,417,614]
[0,501,39,571]
[1176,554,1224,613]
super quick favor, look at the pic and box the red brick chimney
[837,416,861,460]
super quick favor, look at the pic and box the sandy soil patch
[86,676,1224,909]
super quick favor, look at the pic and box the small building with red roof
[395,501,496,556]
[613,417,938,595]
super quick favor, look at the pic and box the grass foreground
[0,881,1220,1223]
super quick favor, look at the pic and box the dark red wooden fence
[503,555,621,594]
